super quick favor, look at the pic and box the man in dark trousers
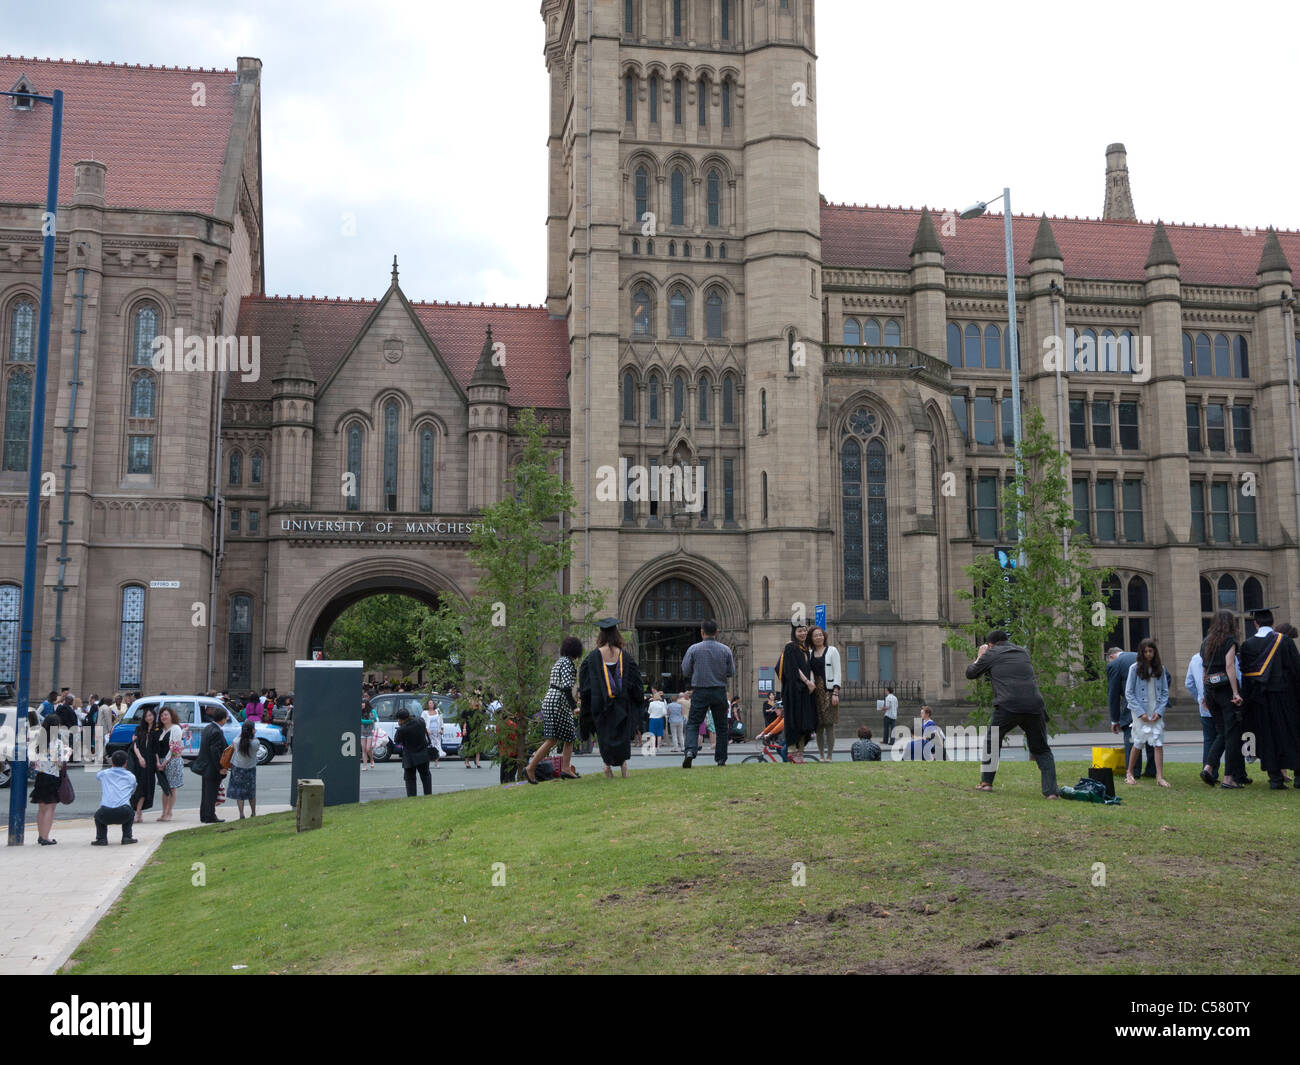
[1106,646,1154,777]
[680,618,735,768]
[965,630,1059,797]
[194,705,230,823]
[1237,607,1300,789]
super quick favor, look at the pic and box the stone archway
[284,555,470,661]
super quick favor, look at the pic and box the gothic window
[127,435,154,475]
[633,285,652,335]
[672,372,686,424]
[648,373,661,424]
[132,303,159,366]
[419,428,435,513]
[841,406,889,602]
[1183,333,1195,376]
[722,79,731,127]
[683,242,691,257]
[705,287,724,338]
[1102,573,1152,650]
[625,74,636,123]
[1200,573,1265,637]
[964,323,982,368]
[649,74,659,123]
[1196,333,1212,377]
[0,583,18,683]
[762,576,769,616]
[669,287,689,337]
[623,372,637,423]
[719,242,727,258]
[673,76,683,125]
[984,324,1001,369]
[673,0,683,35]
[1234,336,1249,378]
[625,0,635,32]
[863,319,881,346]
[383,401,399,512]
[632,238,640,255]
[228,449,242,486]
[671,168,685,226]
[946,322,962,368]
[705,242,713,259]
[762,471,768,523]
[250,450,263,484]
[119,584,145,688]
[8,299,34,362]
[843,318,860,345]
[722,374,735,425]
[647,238,655,255]
[707,169,721,226]
[346,424,363,512]
[1214,335,1230,377]
[698,75,709,126]
[721,0,732,40]
[635,166,649,224]
[228,594,252,690]
[698,373,711,423]
[884,320,901,346]
[2,367,32,472]
[669,241,676,257]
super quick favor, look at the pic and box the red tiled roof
[820,203,1300,287]
[231,295,570,408]
[0,56,238,213]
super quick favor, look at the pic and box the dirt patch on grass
[941,864,1073,901]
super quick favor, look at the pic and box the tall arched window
[864,319,881,346]
[698,373,711,423]
[0,583,19,684]
[1214,334,1231,377]
[1195,333,1212,377]
[119,584,145,688]
[946,322,962,368]
[346,424,363,512]
[250,450,263,485]
[760,389,767,432]
[9,299,34,362]
[625,0,635,32]
[964,323,982,368]
[671,169,685,226]
[228,449,242,486]
[1234,336,1249,378]
[787,330,797,371]
[722,375,735,425]
[698,75,709,126]
[649,74,659,123]
[383,401,399,512]
[761,471,768,523]
[669,287,688,337]
[884,320,901,347]
[705,288,724,338]
[1183,333,1195,376]
[843,318,860,345]
[707,169,721,226]
[762,576,769,617]
[634,165,649,223]
[623,372,637,422]
[841,406,889,602]
[673,76,683,124]
[673,0,683,36]
[228,594,252,690]
[648,373,661,424]
[132,303,158,366]
[1201,573,1265,637]
[722,78,732,127]
[2,367,32,471]
[672,372,686,424]
[632,285,652,335]
[984,324,1002,369]
[625,74,636,123]
[419,428,435,513]
[721,0,732,40]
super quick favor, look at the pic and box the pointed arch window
[683,241,691,257]
[983,324,1001,368]
[841,406,889,602]
[698,374,711,423]
[634,166,649,224]
[649,74,659,123]
[705,288,724,338]
[884,320,901,347]
[9,299,35,362]
[669,287,688,337]
[1234,336,1249,378]
[1195,333,1212,376]
[722,79,732,127]
[228,594,253,690]
[698,75,709,125]
[669,241,677,257]
[2,367,32,471]
[250,450,263,484]
[625,74,636,123]
[632,285,652,335]
[648,373,661,424]
[228,449,242,486]
[623,371,637,423]
[671,169,685,226]
[132,303,159,366]
[946,322,962,368]
[722,375,735,425]
[964,323,982,368]
[705,242,713,259]
[844,318,861,345]
[346,424,363,512]
[862,319,881,346]
[707,170,721,226]
[383,401,399,511]
[119,584,145,688]
[0,583,18,684]
[672,372,686,424]
[419,428,435,513]
[673,76,683,124]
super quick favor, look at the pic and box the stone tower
[541,0,823,626]
[1103,142,1136,221]
[270,321,316,508]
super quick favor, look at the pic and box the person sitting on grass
[1124,637,1171,788]
[92,751,139,846]
[850,726,881,762]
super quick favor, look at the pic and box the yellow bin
[1092,747,1126,772]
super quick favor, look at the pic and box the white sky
[10,0,1298,304]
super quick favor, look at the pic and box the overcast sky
[10,0,1298,305]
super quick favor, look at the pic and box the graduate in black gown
[1237,607,1300,789]
[776,623,816,763]
[579,617,646,779]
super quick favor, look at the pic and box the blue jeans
[1121,724,1155,776]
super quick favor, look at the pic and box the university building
[3,1,1299,711]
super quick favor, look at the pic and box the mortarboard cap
[596,616,621,630]
[1249,605,1278,619]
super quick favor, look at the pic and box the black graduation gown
[131,727,158,809]
[1238,630,1300,772]
[579,648,645,767]
[776,642,816,744]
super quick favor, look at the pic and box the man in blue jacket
[1107,647,1153,777]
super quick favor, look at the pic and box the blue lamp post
[5,86,64,846]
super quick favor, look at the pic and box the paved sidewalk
[0,803,291,975]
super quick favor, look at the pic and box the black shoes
[200,818,224,824]
[37,837,56,845]
[682,754,694,768]
[122,837,138,844]
[1269,781,1289,790]
[91,839,108,846]
[1200,768,1217,786]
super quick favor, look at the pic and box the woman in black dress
[579,618,646,779]
[776,623,816,763]
[131,706,159,822]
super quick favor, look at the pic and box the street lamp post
[5,86,64,846]
[960,188,1023,562]
[1283,291,1300,599]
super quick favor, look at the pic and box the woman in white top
[647,689,668,750]
[422,699,445,766]
[155,705,186,822]
[808,626,842,761]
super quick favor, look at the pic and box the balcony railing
[823,345,952,388]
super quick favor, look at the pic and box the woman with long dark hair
[525,635,584,783]
[579,618,645,779]
[1124,637,1170,787]
[808,625,842,761]
[131,706,159,822]
[776,623,816,763]
[1200,609,1244,788]
[227,720,259,818]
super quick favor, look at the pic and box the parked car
[105,695,286,766]
[0,706,15,787]
[371,692,461,760]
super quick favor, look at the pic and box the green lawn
[66,760,1300,974]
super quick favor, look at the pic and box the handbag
[57,767,75,805]
[1091,746,1126,772]
[220,744,234,771]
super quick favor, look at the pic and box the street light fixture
[960,188,1024,561]
[1282,290,1300,593]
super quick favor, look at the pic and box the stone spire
[1257,227,1292,275]
[1028,215,1062,262]
[469,326,509,389]
[1103,143,1136,221]
[1145,221,1178,269]
[390,254,399,287]
[909,207,944,257]
[273,320,316,383]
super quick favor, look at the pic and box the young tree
[946,406,1114,731]
[414,408,604,775]
[323,593,437,676]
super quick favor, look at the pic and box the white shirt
[884,693,898,719]
[648,699,667,719]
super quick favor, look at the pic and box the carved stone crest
[383,336,403,364]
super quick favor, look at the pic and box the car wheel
[255,740,274,766]
[0,761,10,788]
[376,739,392,762]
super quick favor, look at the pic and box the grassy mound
[66,760,1300,974]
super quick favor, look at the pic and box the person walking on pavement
[882,685,898,746]
[680,619,735,768]
[966,630,1059,798]
[1107,646,1155,778]
[195,705,231,823]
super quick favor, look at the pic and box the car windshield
[372,695,427,722]
[120,703,160,725]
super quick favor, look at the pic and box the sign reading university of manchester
[278,516,491,539]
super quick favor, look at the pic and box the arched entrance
[307,577,442,657]
[635,577,714,694]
